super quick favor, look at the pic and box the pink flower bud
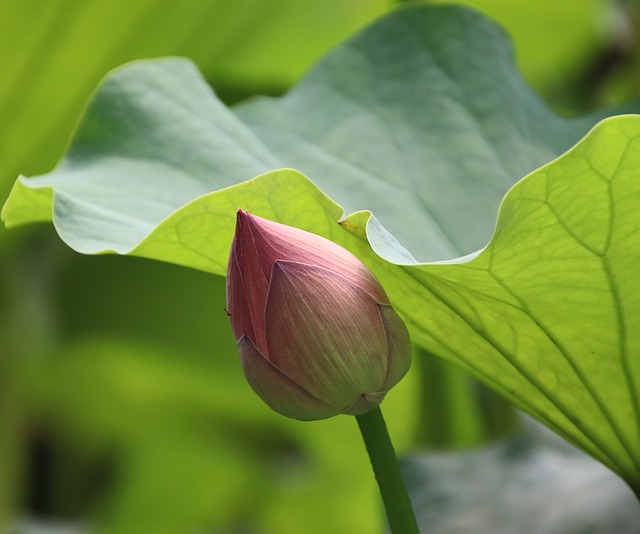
[226,210,411,420]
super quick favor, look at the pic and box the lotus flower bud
[226,210,411,421]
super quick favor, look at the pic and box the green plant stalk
[415,347,520,448]
[356,407,419,533]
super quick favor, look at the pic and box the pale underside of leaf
[3,6,635,263]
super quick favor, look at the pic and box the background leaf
[429,0,615,101]
[25,337,390,533]
[0,0,390,196]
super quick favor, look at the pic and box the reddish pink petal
[265,261,388,408]
[238,336,339,421]
[235,210,273,283]
[227,211,271,352]
[240,211,389,304]
[226,247,257,343]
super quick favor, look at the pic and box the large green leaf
[3,6,635,262]
[3,4,640,487]
[120,117,640,486]
[126,115,640,486]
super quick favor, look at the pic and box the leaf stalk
[356,407,419,533]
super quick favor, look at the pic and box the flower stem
[356,407,419,533]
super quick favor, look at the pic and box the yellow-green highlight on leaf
[402,115,640,485]
[1,177,53,227]
[133,169,344,275]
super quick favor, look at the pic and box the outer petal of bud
[265,261,389,409]
[237,336,337,421]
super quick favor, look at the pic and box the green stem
[415,347,520,448]
[356,407,419,533]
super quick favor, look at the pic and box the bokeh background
[2,1,640,532]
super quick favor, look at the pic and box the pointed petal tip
[235,208,262,232]
[234,208,248,230]
[234,209,269,245]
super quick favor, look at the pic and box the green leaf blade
[410,116,640,481]
[4,6,635,262]
[1,177,53,227]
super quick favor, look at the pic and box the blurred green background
[1,1,640,532]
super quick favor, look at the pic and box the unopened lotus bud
[226,210,411,420]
